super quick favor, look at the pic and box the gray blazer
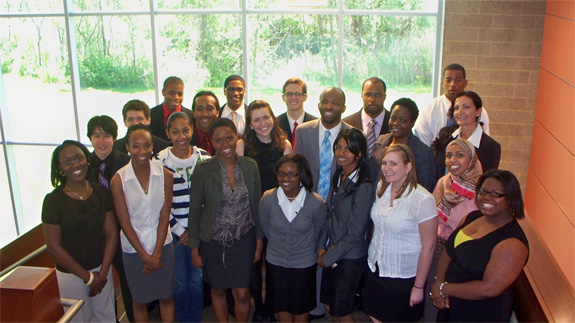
[293,119,353,192]
[259,188,326,268]
[319,174,375,266]
[188,156,263,248]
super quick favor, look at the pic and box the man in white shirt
[219,75,247,136]
[413,63,490,147]
[276,77,318,146]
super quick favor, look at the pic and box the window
[0,0,443,247]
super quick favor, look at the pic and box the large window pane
[75,15,155,143]
[341,15,436,113]
[0,17,76,143]
[12,145,55,234]
[248,0,336,10]
[157,14,242,94]
[159,0,240,10]
[247,14,339,117]
[0,146,17,248]
[345,0,438,11]
[71,0,149,12]
[1,0,63,13]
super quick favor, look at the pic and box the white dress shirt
[277,187,307,223]
[361,108,385,135]
[221,104,246,135]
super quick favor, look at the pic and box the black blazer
[277,112,318,142]
[87,150,130,184]
[149,104,195,141]
[343,108,390,136]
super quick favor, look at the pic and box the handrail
[58,298,85,323]
[0,245,48,278]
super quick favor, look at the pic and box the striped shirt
[154,146,211,237]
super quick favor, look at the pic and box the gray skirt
[200,229,255,289]
[123,243,174,303]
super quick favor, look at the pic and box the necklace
[66,181,89,200]
[139,172,150,195]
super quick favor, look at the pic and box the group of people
[42,63,529,323]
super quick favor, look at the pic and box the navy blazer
[149,104,195,141]
[188,156,263,248]
[277,112,318,143]
[343,108,390,136]
[293,119,353,193]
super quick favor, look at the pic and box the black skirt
[320,257,366,317]
[362,266,424,322]
[266,262,317,314]
[200,229,255,289]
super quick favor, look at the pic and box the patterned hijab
[437,139,483,222]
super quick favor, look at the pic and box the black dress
[250,139,284,193]
[438,210,529,322]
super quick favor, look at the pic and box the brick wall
[442,0,546,190]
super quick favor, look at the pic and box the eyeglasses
[362,92,384,98]
[283,92,305,97]
[62,155,85,167]
[225,87,245,93]
[277,171,299,178]
[477,189,506,198]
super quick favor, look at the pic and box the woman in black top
[42,140,117,322]
[430,169,529,322]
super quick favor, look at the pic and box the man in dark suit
[276,77,318,146]
[114,99,170,156]
[149,76,195,141]
[343,77,390,155]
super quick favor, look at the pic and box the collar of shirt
[287,113,305,132]
[452,123,483,148]
[123,159,162,182]
[319,121,342,151]
[277,187,307,223]
[347,168,360,183]
[221,104,244,119]
[361,108,386,135]
[162,103,182,126]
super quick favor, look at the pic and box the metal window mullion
[150,0,161,105]
[337,0,344,88]
[432,0,445,98]
[0,60,24,235]
[63,0,82,141]
[242,0,249,103]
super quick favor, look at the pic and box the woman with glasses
[259,154,326,322]
[430,169,529,322]
[42,140,117,322]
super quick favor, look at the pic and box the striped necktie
[98,163,109,189]
[318,130,331,200]
[367,119,377,156]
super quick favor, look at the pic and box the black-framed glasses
[283,92,305,97]
[477,189,506,198]
[277,171,299,178]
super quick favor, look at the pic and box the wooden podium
[0,266,64,322]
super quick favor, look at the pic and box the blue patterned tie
[318,130,331,200]
[98,163,109,189]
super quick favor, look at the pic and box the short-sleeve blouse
[368,182,437,278]
[41,183,112,272]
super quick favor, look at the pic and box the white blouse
[118,160,172,254]
[368,182,436,278]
